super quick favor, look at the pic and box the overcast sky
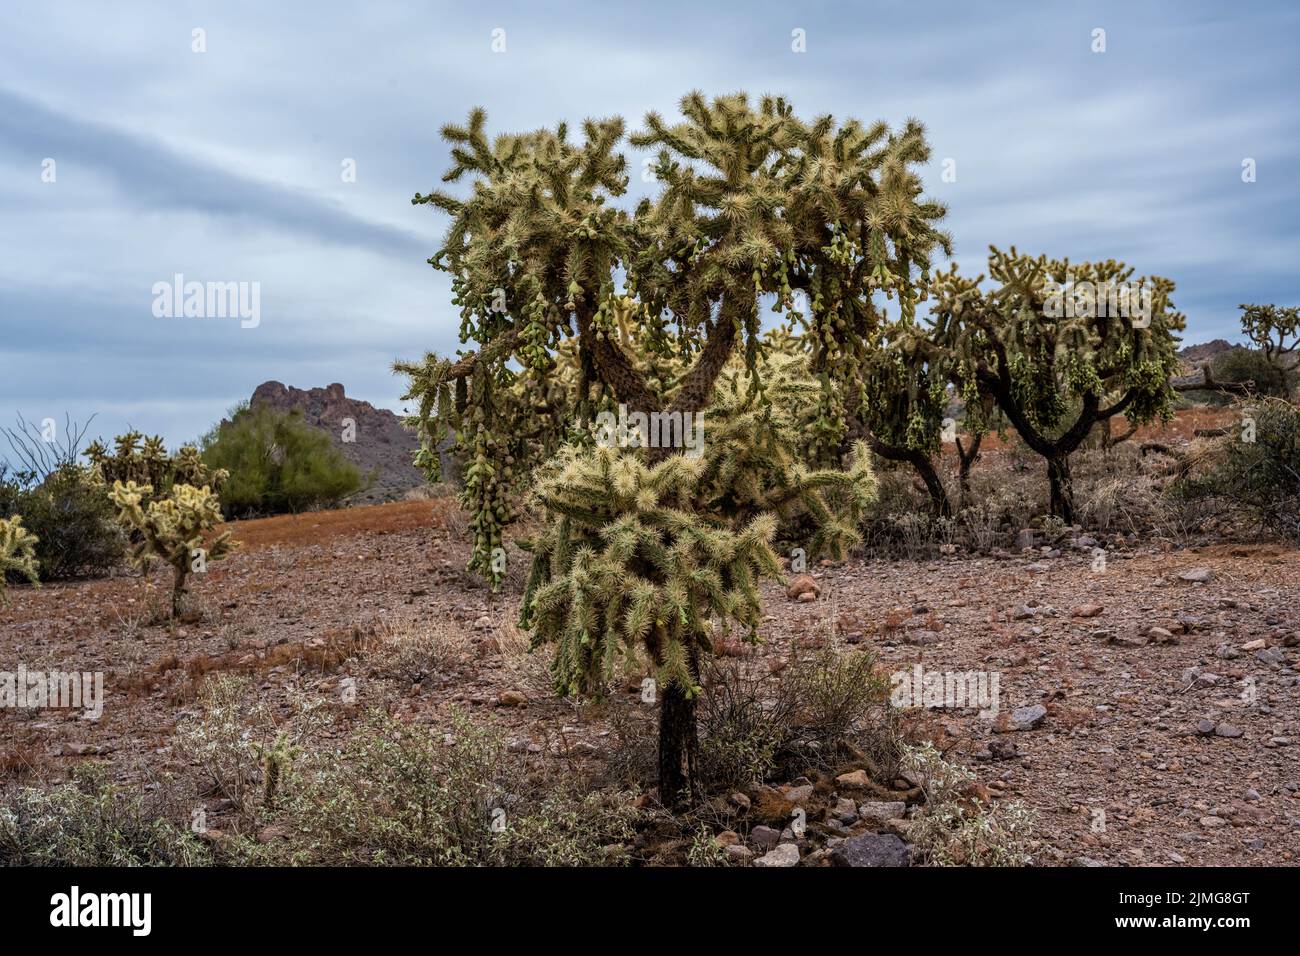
[2,0,1297,455]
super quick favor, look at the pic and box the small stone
[1214,722,1243,738]
[1241,639,1267,651]
[714,829,740,847]
[1011,704,1047,730]
[857,800,906,822]
[836,769,870,789]
[1167,851,1186,864]
[783,784,814,804]
[1195,719,1217,736]
[749,825,781,848]
[829,833,911,867]
[724,844,753,863]
[832,797,858,823]
[1244,789,1261,802]
[752,843,800,868]
[1072,604,1104,618]
[1200,815,1227,828]
[1179,567,1213,583]
[785,574,820,601]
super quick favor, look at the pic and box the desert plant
[0,764,209,866]
[399,92,942,806]
[258,709,636,866]
[108,480,236,618]
[0,514,40,606]
[200,405,364,516]
[1173,397,1300,542]
[902,742,1034,866]
[1210,347,1290,399]
[1239,302,1300,368]
[932,248,1186,522]
[0,464,124,581]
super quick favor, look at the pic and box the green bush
[0,765,210,866]
[253,709,636,866]
[200,406,363,517]
[1211,348,1290,399]
[0,464,124,581]
[1174,397,1300,541]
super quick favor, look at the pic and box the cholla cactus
[108,481,235,618]
[0,515,40,607]
[521,365,875,805]
[87,432,226,500]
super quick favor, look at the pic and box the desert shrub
[200,405,363,517]
[364,616,472,686]
[174,675,286,816]
[902,743,1034,867]
[694,645,898,793]
[258,709,636,866]
[0,514,40,605]
[1172,397,1300,541]
[0,465,124,581]
[1211,348,1290,399]
[0,765,209,866]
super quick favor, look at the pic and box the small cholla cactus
[108,481,235,618]
[87,432,227,500]
[252,732,299,807]
[0,515,40,607]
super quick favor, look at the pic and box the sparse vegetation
[200,405,364,517]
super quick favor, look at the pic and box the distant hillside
[1177,339,1236,368]
[247,381,426,504]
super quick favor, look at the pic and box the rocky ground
[2,487,1297,866]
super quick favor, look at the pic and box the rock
[1147,626,1176,644]
[752,843,801,868]
[1011,704,1047,730]
[1241,639,1267,651]
[836,769,870,789]
[1215,644,1242,660]
[1200,815,1227,828]
[1195,719,1217,736]
[1244,789,1261,802]
[248,380,430,499]
[829,832,911,867]
[496,690,527,707]
[1167,851,1186,864]
[857,801,906,822]
[783,784,814,804]
[714,830,741,847]
[1011,604,1036,621]
[1178,567,1214,583]
[1071,604,1105,618]
[724,844,753,863]
[749,825,781,848]
[1256,647,1285,666]
[832,797,858,824]
[785,574,820,601]
[1214,722,1243,738]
